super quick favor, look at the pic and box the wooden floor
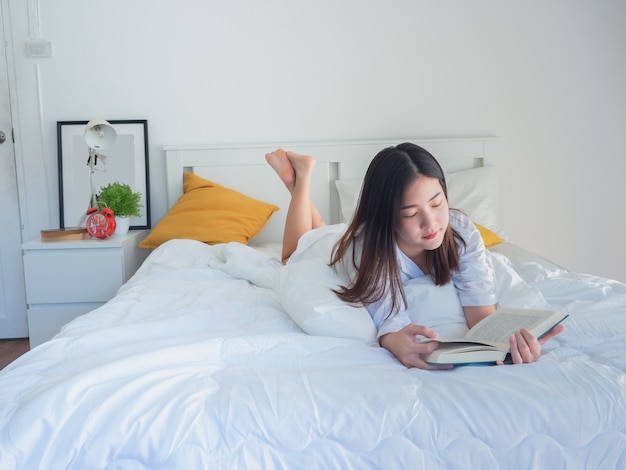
[0,338,30,370]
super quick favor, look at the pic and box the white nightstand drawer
[23,248,124,303]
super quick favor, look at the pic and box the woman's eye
[432,197,445,208]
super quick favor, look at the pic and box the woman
[266,143,564,370]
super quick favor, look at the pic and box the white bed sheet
[0,239,625,469]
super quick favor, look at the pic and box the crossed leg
[265,149,326,263]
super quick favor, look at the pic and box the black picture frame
[57,119,150,230]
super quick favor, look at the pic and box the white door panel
[0,2,28,338]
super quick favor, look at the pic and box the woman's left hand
[498,323,566,365]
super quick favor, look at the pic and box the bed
[1,137,625,469]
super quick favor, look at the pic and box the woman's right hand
[379,324,453,370]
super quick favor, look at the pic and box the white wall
[8,0,626,282]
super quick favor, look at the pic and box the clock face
[86,211,115,239]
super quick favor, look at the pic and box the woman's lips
[423,231,439,240]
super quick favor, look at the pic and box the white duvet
[0,238,625,469]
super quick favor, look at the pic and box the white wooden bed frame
[164,137,497,244]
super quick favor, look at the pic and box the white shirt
[289,211,497,339]
[366,210,497,338]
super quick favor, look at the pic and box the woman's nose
[420,210,436,228]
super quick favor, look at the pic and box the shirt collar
[396,244,425,280]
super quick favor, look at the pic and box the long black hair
[330,143,465,316]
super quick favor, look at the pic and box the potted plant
[97,182,142,235]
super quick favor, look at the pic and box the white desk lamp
[84,119,116,208]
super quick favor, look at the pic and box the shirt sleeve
[450,211,498,307]
[367,298,412,339]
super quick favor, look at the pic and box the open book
[424,306,568,365]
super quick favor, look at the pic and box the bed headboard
[164,137,498,244]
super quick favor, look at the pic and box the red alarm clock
[85,207,116,239]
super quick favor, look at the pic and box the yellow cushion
[139,172,279,249]
[474,223,505,248]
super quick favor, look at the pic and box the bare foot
[285,151,316,182]
[265,149,295,191]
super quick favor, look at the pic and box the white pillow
[335,179,363,227]
[445,166,498,229]
[335,166,502,234]
[275,257,377,343]
[277,225,377,343]
[335,179,363,224]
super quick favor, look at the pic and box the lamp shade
[84,119,116,150]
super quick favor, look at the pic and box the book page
[464,311,547,345]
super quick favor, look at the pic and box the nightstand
[22,230,149,347]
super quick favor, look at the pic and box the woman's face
[395,175,449,260]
